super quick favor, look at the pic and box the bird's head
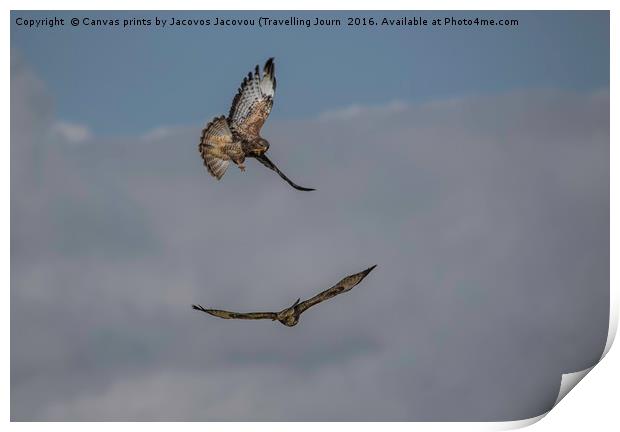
[277,298,301,327]
[251,138,270,155]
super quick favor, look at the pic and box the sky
[11,11,609,134]
[11,11,610,421]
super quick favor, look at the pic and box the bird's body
[199,58,314,191]
[192,265,377,327]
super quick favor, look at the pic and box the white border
[4,1,616,430]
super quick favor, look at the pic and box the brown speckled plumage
[198,58,314,191]
[192,265,377,327]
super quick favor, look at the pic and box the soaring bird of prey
[192,265,376,327]
[198,58,314,191]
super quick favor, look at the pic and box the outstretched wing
[254,154,315,191]
[228,58,276,140]
[198,116,235,180]
[296,265,377,315]
[192,304,277,321]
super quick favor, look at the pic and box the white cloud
[317,100,408,121]
[52,121,92,144]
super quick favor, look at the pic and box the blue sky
[11,11,609,135]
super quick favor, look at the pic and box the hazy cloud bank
[11,56,609,421]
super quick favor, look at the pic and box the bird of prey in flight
[198,58,315,191]
[192,265,376,327]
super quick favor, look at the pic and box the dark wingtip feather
[293,185,316,192]
[192,305,222,318]
[361,265,378,277]
[264,58,275,77]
